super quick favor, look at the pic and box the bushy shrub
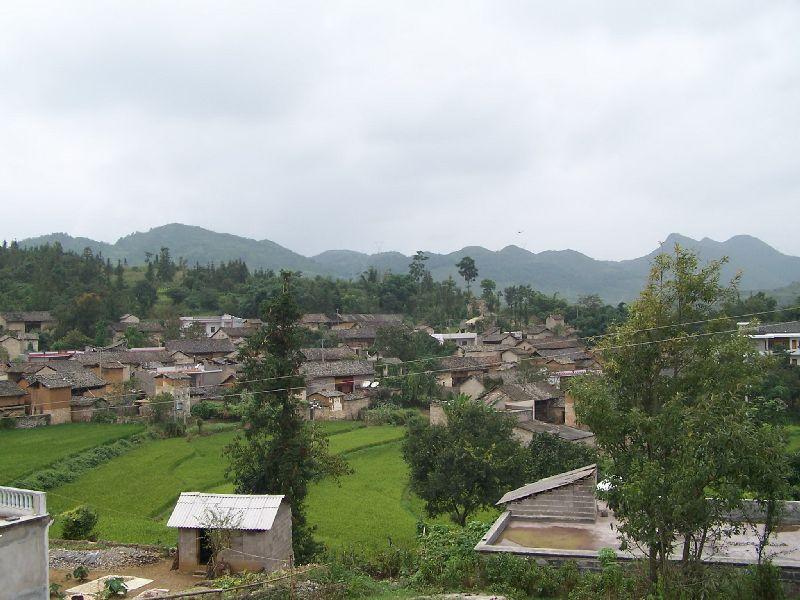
[413,522,488,589]
[0,417,16,430]
[160,419,186,438]
[61,505,98,540]
[91,408,117,424]
[328,545,416,579]
[191,400,222,420]
[568,548,640,600]
[362,405,420,426]
[14,436,141,491]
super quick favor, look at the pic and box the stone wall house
[307,390,370,420]
[497,464,598,522]
[167,493,293,574]
[0,486,51,599]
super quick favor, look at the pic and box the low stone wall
[723,500,800,526]
[9,414,50,429]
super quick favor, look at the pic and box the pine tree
[225,271,348,562]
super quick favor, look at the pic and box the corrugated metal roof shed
[167,493,285,530]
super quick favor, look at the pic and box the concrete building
[179,314,247,337]
[431,332,478,347]
[167,492,292,574]
[748,321,800,365]
[0,486,50,600]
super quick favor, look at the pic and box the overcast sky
[1,1,798,260]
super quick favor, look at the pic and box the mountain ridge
[16,224,800,303]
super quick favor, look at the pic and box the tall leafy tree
[225,272,347,561]
[456,256,478,295]
[571,245,789,584]
[409,251,430,284]
[403,395,525,525]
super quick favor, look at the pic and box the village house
[436,356,493,388]
[481,330,521,346]
[0,380,28,417]
[306,389,370,420]
[166,338,236,361]
[299,313,334,330]
[110,318,166,344]
[20,375,72,424]
[0,332,39,360]
[0,486,51,599]
[300,346,358,362]
[334,327,379,354]
[180,314,246,337]
[480,381,566,424]
[301,360,376,395]
[0,311,55,334]
[513,420,596,446]
[167,492,293,574]
[329,313,403,330]
[748,320,800,366]
[3,362,57,384]
[209,326,258,347]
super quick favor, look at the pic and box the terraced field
[45,423,414,547]
[0,423,145,484]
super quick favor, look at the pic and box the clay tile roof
[301,360,376,378]
[756,321,800,335]
[334,327,378,340]
[0,311,54,323]
[165,339,235,355]
[300,347,357,361]
[438,356,490,371]
[0,380,26,397]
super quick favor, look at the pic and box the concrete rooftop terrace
[476,504,800,568]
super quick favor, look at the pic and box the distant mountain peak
[15,224,800,303]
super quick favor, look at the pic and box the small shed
[497,464,597,522]
[167,493,293,573]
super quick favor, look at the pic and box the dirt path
[50,559,202,597]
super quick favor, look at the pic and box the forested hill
[18,225,800,303]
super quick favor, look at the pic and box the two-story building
[749,321,800,366]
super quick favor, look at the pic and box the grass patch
[787,424,800,453]
[307,440,421,550]
[48,430,239,545]
[0,423,144,484]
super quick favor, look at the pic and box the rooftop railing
[0,486,46,517]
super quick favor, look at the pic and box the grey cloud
[0,1,798,260]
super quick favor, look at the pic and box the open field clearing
[0,423,145,484]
